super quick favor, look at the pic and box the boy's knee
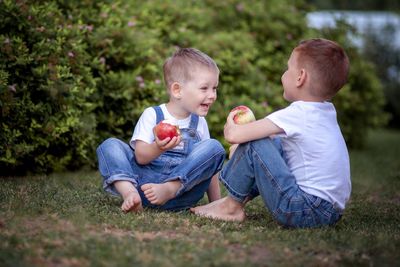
[205,139,226,160]
[100,137,123,148]
[249,138,279,153]
[97,138,125,155]
[205,139,225,153]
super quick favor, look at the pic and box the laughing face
[179,66,219,117]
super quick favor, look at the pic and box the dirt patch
[227,243,271,264]
[29,256,89,267]
[134,230,181,241]
[366,192,400,205]
[86,224,134,239]
[248,244,272,263]
[86,223,183,241]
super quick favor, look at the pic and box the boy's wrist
[154,141,168,153]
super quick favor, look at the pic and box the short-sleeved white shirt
[267,101,351,210]
[130,104,210,149]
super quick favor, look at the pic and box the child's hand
[224,110,240,144]
[153,128,182,151]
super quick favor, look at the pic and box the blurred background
[1,0,399,175]
[307,0,400,128]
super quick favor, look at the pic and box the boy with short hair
[97,48,225,213]
[191,38,351,228]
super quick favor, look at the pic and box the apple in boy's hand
[154,120,180,140]
[230,105,256,124]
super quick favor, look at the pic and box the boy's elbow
[224,132,238,144]
[136,158,146,165]
[134,152,148,165]
[224,136,234,144]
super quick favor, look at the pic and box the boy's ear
[296,68,307,87]
[170,82,182,99]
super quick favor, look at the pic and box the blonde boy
[97,48,225,212]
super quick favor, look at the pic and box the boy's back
[267,101,351,210]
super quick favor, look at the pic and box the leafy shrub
[0,0,387,174]
[0,0,97,174]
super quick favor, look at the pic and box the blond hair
[163,48,219,89]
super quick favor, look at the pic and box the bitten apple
[154,120,181,140]
[231,105,256,124]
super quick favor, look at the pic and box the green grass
[1,129,399,267]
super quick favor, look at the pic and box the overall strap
[189,113,199,129]
[152,106,164,124]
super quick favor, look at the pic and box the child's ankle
[226,195,244,209]
[168,180,182,190]
[122,188,139,200]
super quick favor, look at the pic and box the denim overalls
[96,106,225,211]
[141,106,201,179]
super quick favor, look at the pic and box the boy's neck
[297,95,326,103]
[165,102,191,120]
[296,86,327,103]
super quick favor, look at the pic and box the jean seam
[186,150,224,178]
[105,175,138,187]
[178,150,224,191]
[97,146,111,177]
[304,194,333,219]
[108,171,137,178]
[252,145,290,200]
[170,146,224,196]
[219,173,247,202]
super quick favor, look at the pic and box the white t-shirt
[267,101,351,210]
[130,104,210,149]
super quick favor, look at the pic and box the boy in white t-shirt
[191,38,351,228]
[96,48,225,212]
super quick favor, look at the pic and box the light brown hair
[163,48,219,90]
[294,38,350,98]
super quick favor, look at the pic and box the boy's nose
[208,91,217,100]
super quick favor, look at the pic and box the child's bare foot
[121,191,143,213]
[190,196,246,222]
[141,180,181,205]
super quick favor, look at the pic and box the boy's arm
[224,111,283,144]
[207,174,221,202]
[135,133,181,165]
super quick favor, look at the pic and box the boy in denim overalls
[192,39,351,228]
[96,48,225,212]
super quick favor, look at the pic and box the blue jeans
[96,138,225,211]
[219,138,342,228]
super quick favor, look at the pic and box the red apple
[231,105,256,124]
[154,120,180,140]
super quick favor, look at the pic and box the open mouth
[200,103,210,109]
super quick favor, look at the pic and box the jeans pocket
[274,208,317,228]
[302,209,318,227]
[304,194,322,208]
[155,154,185,175]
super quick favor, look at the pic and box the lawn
[1,129,399,267]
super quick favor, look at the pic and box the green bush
[0,0,97,174]
[0,0,388,174]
